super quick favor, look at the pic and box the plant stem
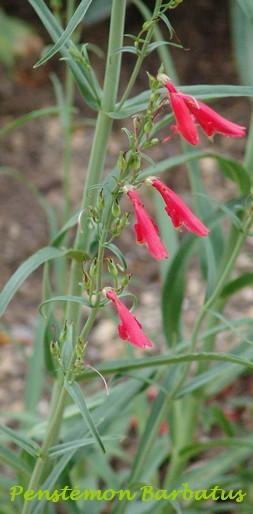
[117,0,163,109]
[132,0,178,82]
[21,379,67,514]
[162,212,253,493]
[65,0,127,325]
[22,4,128,511]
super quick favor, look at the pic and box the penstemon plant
[1,0,253,513]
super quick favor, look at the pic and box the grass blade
[64,380,106,453]
[35,0,93,67]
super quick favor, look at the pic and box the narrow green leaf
[181,84,253,98]
[34,0,93,67]
[211,404,235,436]
[49,434,122,458]
[112,85,253,118]
[28,0,101,108]
[161,197,246,345]
[64,380,106,453]
[0,423,40,457]
[208,310,253,346]
[180,344,253,398]
[159,12,174,37]
[39,295,92,319]
[140,151,250,194]
[112,45,139,56]
[195,193,243,229]
[230,0,253,86]
[221,272,253,298]
[78,350,253,377]
[0,246,71,317]
[51,211,80,247]
[83,0,112,25]
[103,242,127,271]
[234,0,253,18]
[181,437,253,460]
[0,107,64,137]
[24,316,46,413]
[178,444,252,491]
[153,189,179,279]
[0,446,31,476]
[162,235,192,345]
[31,449,77,514]
[146,40,181,54]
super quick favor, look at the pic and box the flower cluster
[157,74,246,145]
[104,73,246,351]
[105,178,209,348]
[126,178,209,261]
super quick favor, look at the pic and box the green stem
[162,212,253,493]
[162,106,253,493]
[117,0,163,109]
[22,4,127,511]
[132,0,178,82]
[65,0,127,325]
[55,0,75,296]
[21,380,67,514]
[190,215,252,353]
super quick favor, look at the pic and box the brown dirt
[0,0,252,416]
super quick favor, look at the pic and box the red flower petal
[167,89,200,145]
[106,289,152,348]
[150,179,210,236]
[182,96,246,138]
[127,189,168,260]
[157,74,246,143]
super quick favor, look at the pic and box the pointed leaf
[0,107,65,137]
[0,423,40,457]
[28,0,101,108]
[0,246,76,317]
[39,295,92,319]
[34,0,93,67]
[64,380,106,453]
[0,446,31,476]
[31,449,77,514]
[103,242,127,271]
[49,435,122,458]
[221,272,253,298]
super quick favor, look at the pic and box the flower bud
[130,153,141,171]
[144,120,153,134]
[87,217,95,230]
[117,151,126,171]
[119,212,130,229]
[111,198,121,217]
[50,340,60,358]
[89,207,100,223]
[82,270,93,294]
[106,257,118,278]
[111,218,122,237]
[143,138,159,149]
[75,337,86,358]
[120,273,132,290]
[142,20,154,31]
[89,257,98,277]
[98,189,105,210]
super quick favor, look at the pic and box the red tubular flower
[182,95,246,138]
[147,178,210,236]
[105,289,152,349]
[126,188,168,260]
[157,73,246,144]
[168,91,200,145]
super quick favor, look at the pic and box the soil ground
[0,0,252,438]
